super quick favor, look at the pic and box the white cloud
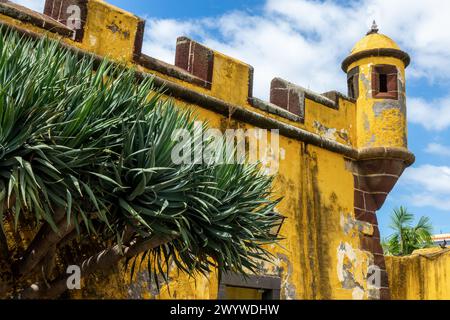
[12,0,44,12]
[142,0,450,103]
[402,165,450,210]
[425,143,450,157]
[409,96,450,131]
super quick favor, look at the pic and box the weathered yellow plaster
[305,98,356,146]
[81,0,141,62]
[210,52,252,107]
[386,248,450,300]
[348,55,407,149]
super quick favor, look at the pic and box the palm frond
[384,206,434,256]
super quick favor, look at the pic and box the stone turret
[342,22,410,149]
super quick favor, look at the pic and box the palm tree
[0,29,283,298]
[382,206,433,256]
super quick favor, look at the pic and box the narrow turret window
[379,74,388,92]
[372,65,398,99]
[347,66,359,99]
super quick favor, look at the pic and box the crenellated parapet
[0,0,356,142]
[0,0,406,158]
[0,2,411,153]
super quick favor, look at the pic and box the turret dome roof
[351,32,401,55]
[341,22,410,72]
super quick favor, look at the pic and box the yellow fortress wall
[386,248,450,300]
[0,1,417,299]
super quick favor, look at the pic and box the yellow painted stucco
[304,98,356,146]
[348,56,407,149]
[386,248,450,300]
[81,0,141,62]
[351,33,400,55]
[0,0,422,300]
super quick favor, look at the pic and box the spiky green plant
[382,206,433,256]
[0,28,283,298]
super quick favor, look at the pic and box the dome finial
[367,20,379,35]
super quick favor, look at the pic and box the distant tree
[382,206,433,256]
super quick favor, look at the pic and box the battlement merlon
[0,0,414,168]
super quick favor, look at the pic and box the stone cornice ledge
[342,48,411,71]
[248,97,303,123]
[0,22,415,167]
[357,147,415,166]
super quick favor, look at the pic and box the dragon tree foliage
[0,29,283,298]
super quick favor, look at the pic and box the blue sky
[23,0,450,239]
